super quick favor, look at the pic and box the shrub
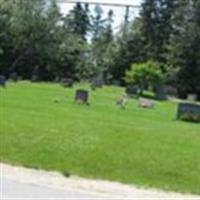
[125,61,164,94]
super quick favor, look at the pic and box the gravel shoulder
[1,163,199,200]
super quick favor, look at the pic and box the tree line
[0,0,199,98]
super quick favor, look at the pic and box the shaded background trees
[0,0,199,98]
[167,0,200,98]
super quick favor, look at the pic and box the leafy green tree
[0,0,199,94]
[0,0,91,80]
[7,0,59,79]
[125,61,164,94]
[104,0,179,85]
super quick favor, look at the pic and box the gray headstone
[75,89,89,104]
[187,94,197,102]
[154,85,167,100]
[177,103,200,122]
[126,85,138,97]
[0,75,6,87]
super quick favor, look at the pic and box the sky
[59,0,143,30]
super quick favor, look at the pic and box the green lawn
[0,81,200,194]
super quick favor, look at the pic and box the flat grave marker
[139,98,155,109]
[116,95,128,109]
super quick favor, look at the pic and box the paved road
[2,163,199,200]
[1,178,101,199]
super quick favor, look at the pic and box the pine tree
[140,0,178,62]
[0,0,14,75]
[65,3,90,40]
[167,0,200,98]
[90,8,114,82]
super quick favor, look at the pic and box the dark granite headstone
[0,75,6,87]
[177,103,200,122]
[75,89,89,104]
[126,85,138,97]
[154,85,167,100]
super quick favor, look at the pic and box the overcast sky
[59,0,143,30]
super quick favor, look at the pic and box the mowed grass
[0,81,200,194]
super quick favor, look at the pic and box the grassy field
[0,81,200,194]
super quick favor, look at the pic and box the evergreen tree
[140,0,178,62]
[8,0,62,79]
[167,0,200,98]
[109,18,145,84]
[0,0,14,75]
[91,4,105,42]
[90,7,114,82]
[65,3,90,40]
[0,0,86,80]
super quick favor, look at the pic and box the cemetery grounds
[0,81,200,195]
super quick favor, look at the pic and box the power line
[57,0,141,8]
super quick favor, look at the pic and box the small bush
[125,61,164,95]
